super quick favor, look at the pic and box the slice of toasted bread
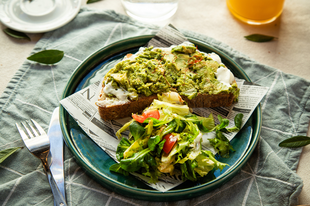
[96,43,239,120]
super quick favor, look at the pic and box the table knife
[48,107,66,205]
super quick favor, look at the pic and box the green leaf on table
[0,147,22,164]
[279,136,310,148]
[244,34,277,42]
[3,28,31,41]
[27,50,64,64]
[87,0,101,4]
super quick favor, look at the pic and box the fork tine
[15,123,29,141]
[27,120,40,137]
[31,119,46,135]
[21,121,36,138]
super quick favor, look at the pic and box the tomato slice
[142,110,160,120]
[132,114,146,123]
[163,133,177,154]
[132,110,160,123]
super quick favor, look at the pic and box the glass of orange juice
[226,0,285,25]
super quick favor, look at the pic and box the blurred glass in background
[121,0,179,22]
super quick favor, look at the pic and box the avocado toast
[96,42,239,120]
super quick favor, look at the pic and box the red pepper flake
[162,71,172,87]
[160,53,166,62]
[171,54,177,64]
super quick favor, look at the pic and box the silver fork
[16,119,67,206]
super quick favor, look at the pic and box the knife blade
[48,107,66,205]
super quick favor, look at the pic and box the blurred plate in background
[0,0,81,33]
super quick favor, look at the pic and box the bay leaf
[279,136,310,148]
[27,50,64,64]
[0,147,22,164]
[3,28,31,41]
[87,0,102,3]
[244,34,277,42]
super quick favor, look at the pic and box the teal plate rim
[59,35,262,202]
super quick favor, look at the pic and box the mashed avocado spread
[99,42,239,106]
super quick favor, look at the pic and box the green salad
[110,92,243,183]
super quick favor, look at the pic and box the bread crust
[98,94,157,120]
[98,92,235,120]
[182,93,235,108]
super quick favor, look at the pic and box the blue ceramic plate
[60,35,262,202]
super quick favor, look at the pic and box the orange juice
[227,0,285,25]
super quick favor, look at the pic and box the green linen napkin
[0,8,308,206]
